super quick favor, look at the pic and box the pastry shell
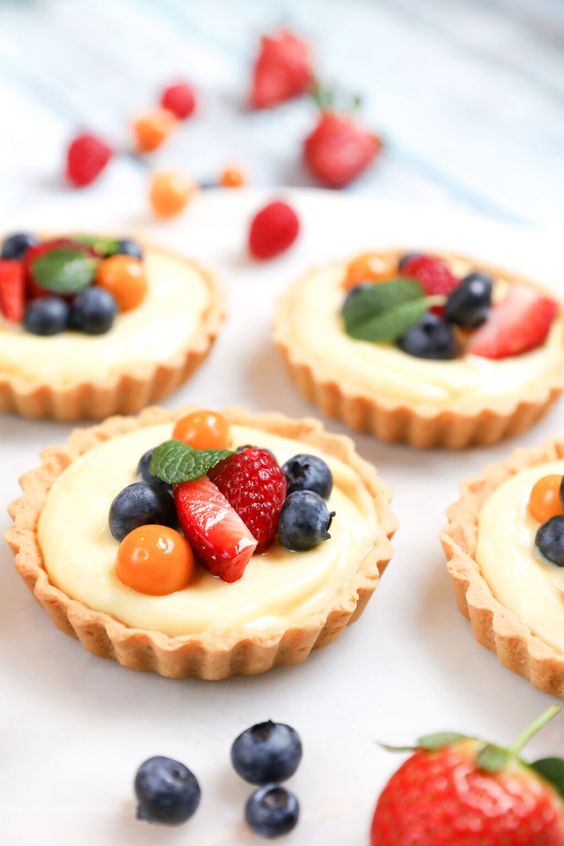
[0,246,225,421]
[441,438,564,696]
[6,406,396,680]
[274,250,564,449]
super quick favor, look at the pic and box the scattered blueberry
[23,297,70,336]
[135,755,201,826]
[282,454,333,499]
[445,272,492,328]
[245,785,300,839]
[231,721,303,785]
[109,481,176,541]
[397,252,422,272]
[342,281,374,313]
[278,491,333,552]
[71,287,117,335]
[137,449,170,490]
[536,516,564,566]
[1,232,39,260]
[397,313,457,360]
[114,238,143,260]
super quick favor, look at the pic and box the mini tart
[6,406,396,680]
[441,439,564,696]
[274,249,564,449]
[0,243,224,421]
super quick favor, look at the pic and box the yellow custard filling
[285,260,563,410]
[38,423,380,637]
[0,248,211,386]
[476,459,564,654]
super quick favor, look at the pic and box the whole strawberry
[251,28,313,109]
[65,132,112,187]
[371,706,564,846]
[304,105,382,188]
[209,447,287,553]
[248,200,300,260]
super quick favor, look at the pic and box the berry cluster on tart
[0,232,224,420]
[6,406,395,679]
[274,249,564,448]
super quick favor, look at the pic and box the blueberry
[245,785,299,839]
[23,297,70,336]
[231,721,303,785]
[134,755,201,826]
[342,282,374,313]
[1,232,39,260]
[137,449,170,490]
[445,272,492,328]
[397,313,457,360]
[282,454,333,499]
[109,481,176,541]
[278,491,333,552]
[536,516,564,566]
[71,287,117,335]
[397,252,422,272]
[114,238,143,259]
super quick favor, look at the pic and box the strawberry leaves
[150,440,233,485]
[30,248,97,294]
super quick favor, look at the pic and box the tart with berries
[6,406,395,679]
[441,439,564,696]
[274,249,564,448]
[0,233,224,420]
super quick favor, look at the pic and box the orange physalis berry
[132,107,176,153]
[96,255,148,312]
[220,165,246,188]
[173,410,231,451]
[528,475,564,523]
[117,525,195,595]
[149,170,196,219]
[343,252,397,291]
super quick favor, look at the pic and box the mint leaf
[343,277,423,335]
[418,732,469,751]
[73,235,119,255]
[531,757,564,796]
[31,248,97,294]
[477,744,510,772]
[150,440,233,485]
[347,296,434,342]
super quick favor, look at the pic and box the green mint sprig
[73,235,120,255]
[150,440,233,485]
[31,248,97,294]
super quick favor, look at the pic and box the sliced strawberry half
[468,283,558,359]
[0,260,25,322]
[25,238,97,299]
[251,29,313,109]
[174,477,258,583]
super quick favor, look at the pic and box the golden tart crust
[274,249,564,449]
[6,405,396,680]
[0,244,225,421]
[441,439,564,697]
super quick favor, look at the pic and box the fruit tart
[6,406,395,679]
[274,249,564,448]
[0,233,224,420]
[441,438,564,696]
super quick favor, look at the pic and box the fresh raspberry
[303,111,382,188]
[209,448,287,552]
[401,255,459,301]
[65,133,112,188]
[160,81,196,120]
[248,200,300,260]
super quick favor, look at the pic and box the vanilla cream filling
[476,460,564,654]
[38,423,380,637]
[286,260,563,410]
[0,249,212,386]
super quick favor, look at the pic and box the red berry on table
[209,448,287,553]
[65,132,112,188]
[248,200,300,260]
[160,80,196,120]
[251,29,313,109]
[174,476,258,583]
[0,260,25,322]
[303,111,381,188]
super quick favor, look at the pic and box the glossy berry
[172,410,231,451]
[65,132,112,187]
[71,287,117,335]
[245,785,300,839]
[397,252,422,272]
[209,448,287,552]
[23,297,69,336]
[1,232,39,260]
[304,111,381,188]
[231,721,303,785]
[96,255,148,312]
[445,272,492,327]
[282,454,333,499]
[114,238,143,260]
[160,81,196,120]
[149,170,195,219]
[220,165,246,188]
[343,252,396,290]
[251,28,313,109]
[117,525,194,595]
[528,475,564,523]
[135,755,201,826]
[536,515,564,566]
[0,260,25,322]
[109,481,176,542]
[401,255,459,305]
[278,490,333,552]
[138,449,170,490]
[397,313,457,360]
[132,107,176,153]
[249,200,300,260]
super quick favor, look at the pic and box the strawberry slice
[251,29,313,109]
[0,260,25,322]
[174,477,258,583]
[25,238,97,299]
[468,283,558,359]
